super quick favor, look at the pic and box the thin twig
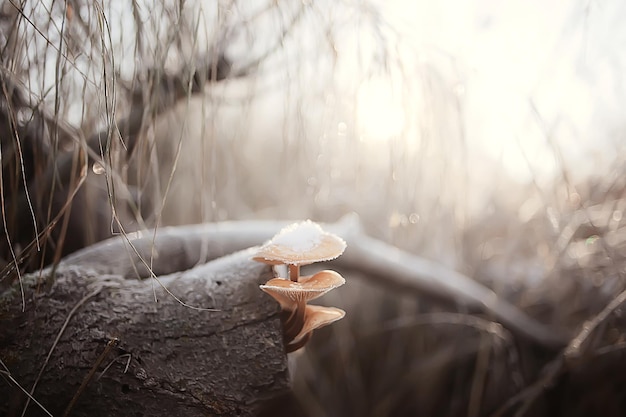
[98,353,132,380]
[564,286,626,359]
[492,286,626,417]
[58,216,567,348]
[62,337,119,417]
[343,231,568,349]
[21,286,103,417]
[468,332,492,417]
[490,357,564,417]
[0,359,54,417]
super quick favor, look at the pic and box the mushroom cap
[259,270,346,310]
[253,220,346,266]
[291,305,346,344]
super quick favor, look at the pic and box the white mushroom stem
[289,264,300,282]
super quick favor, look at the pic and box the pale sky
[364,0,625,183]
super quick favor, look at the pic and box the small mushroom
[260,270,345,340]
[286,305,346,352]
[254,221,347,353]
[253,220,346,281]
[260,270,346,310]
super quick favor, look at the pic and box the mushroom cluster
[253,220,346,352]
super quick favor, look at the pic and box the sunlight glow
[356,78,406,142]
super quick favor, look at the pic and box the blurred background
[2,0,626,415]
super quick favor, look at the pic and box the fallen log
[0,249,288,417]
[0,215,569,416]
[59,215,568,348]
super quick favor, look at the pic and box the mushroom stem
[284,301,306,341]
[289,264,300,282]
[286,331,312,353]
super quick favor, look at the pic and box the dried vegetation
[1,1,626,416]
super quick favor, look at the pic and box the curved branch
[61,215,568,349]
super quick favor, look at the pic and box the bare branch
[60,215,568,349]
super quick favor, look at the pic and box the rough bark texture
[0,215,568,416]
[0,248,289,417]
[58,218,567,348]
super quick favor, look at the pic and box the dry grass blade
[342,230,568,349]
[20,286,103,417]
[492,285,626,417]
[564,287,626,360]
[2,1,626,416]
[0,360,54,417]
[61,338,119,417]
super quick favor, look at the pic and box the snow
[271,220,324,252]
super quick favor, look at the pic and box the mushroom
[254,220,347,352]
[260,270,346,310]
[286,305,346,353]
[260,270,345,340]
[253,220,346,282]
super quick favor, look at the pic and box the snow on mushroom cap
[253,220,346,265]
[260,270,346,309]
[273,220,324,252]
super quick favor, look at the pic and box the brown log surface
[0,248,288,417]
[59,218,567,348]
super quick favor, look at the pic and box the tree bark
[0,215,569,416]
[58,217,568,348]
[0,248,289,417]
